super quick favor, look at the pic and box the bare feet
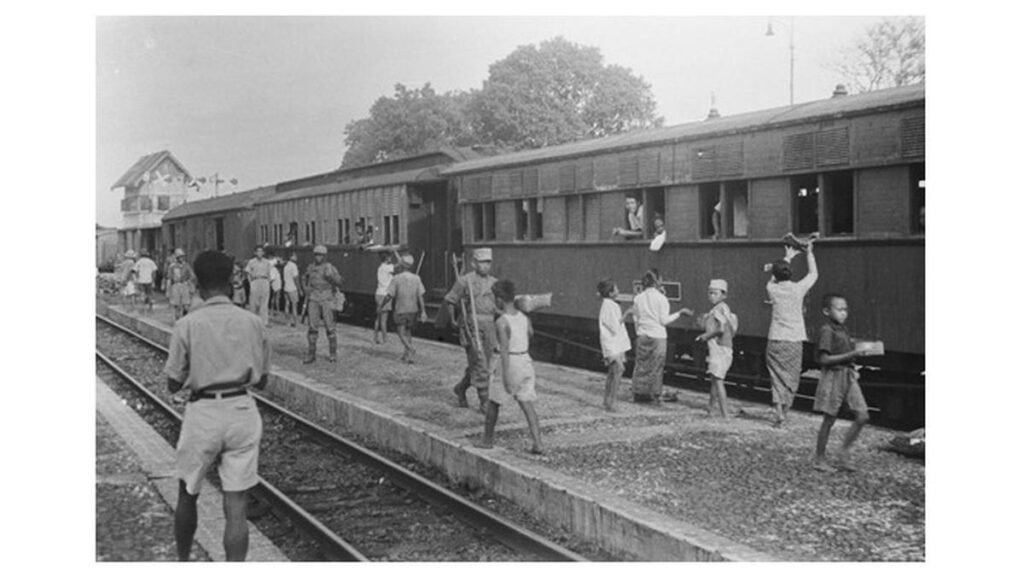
[527,446,544,455]
[812,458,836,473]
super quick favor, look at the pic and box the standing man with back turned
[302,244,344,364]
[163,250,270,561]
[446,248,499,413]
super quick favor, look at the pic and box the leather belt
[189,388,248,402]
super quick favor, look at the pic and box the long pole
[788,16,795,105]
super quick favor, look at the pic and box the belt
[189,388,248,402]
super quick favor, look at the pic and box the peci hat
[473,248,492,262]
[313,244,328,255]
[709,279,728,292]
[401,254,415,267]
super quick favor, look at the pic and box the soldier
[302,244,344,363]
[445,248,499,413]
[164,248,196,320]
[245,245,273,325]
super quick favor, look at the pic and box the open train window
[530,198,543,240]
[516,199,529,240]
[698,183,720,238]
[384,215,393,245]
[390,215,400,245]
[644,188,665,237]
[910,163,925,234]
[824,170,854,236]
[310,221,317,244]
[484,203,496,241]
[723,180,749,238]
[792,174,820,235]
[215,218,225,251]
[288,222,299,245]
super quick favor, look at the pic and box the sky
[96,15,894,227]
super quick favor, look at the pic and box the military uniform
[165,255,195,316]
[303,245,344,363]
[445,248,498,409]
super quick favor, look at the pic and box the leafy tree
[467,37,662,149]
[829,17,925,93]
[340,83,474,168]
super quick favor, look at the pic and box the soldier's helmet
[174,248,185,257]
[313,244,328,255]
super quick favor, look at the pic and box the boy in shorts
[813,293,870,472]
[377,254,427,363]
[163,250,270,561]
[597,278,632,411]
[475,279,543,454]
[696,279,738,418]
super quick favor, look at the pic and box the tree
[340,83,475,168]
[467,37,662,149]
[829,17,925,93]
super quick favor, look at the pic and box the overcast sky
[96,15,897,226]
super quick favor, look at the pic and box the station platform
[98,301,924,561]
[95,375,288,562]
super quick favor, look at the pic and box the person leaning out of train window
[612,196,645,239]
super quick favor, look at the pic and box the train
[160,83,925,428]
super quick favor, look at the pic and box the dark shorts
[394,312,417,327]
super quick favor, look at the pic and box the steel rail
[95,336,367,562]
[97,313,586,562]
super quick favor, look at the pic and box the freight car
[443,83,925,428]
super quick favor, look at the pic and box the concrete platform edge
[100,305,776,562]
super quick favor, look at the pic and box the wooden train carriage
[161,186,276,261]
[444,84,925,422]
[255,149,477,308]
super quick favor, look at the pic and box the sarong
[766,340,803,408]
[632,335,667,400]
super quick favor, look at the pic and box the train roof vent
[832,84,849,98]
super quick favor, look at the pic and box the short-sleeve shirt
[633,287,681,339]
[387,271,426,315]
[282,261,299,292]
[376,262,395,296]
[269,264,282,291]
[766,274,817,341]
[599,298,631,358]
[444,273,498,318]
[304,262,342,302]
[705,301,738,348]
[133,258,158,284]
[166,261,194,285]
[163,295,271,392]
[627,204,645,232]
[245,257,273,281]
[817,322,855,370]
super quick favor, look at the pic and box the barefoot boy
[476,279,543,454]
[696,279,738,418]
[813,293,870,472]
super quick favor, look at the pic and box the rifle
[451,253,482,355]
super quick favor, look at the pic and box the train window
[724,181,749,238]
[566,196,583,241]
[698,183,720,238]
[792,174,820,235]
[311,221,317,244]
[530,198,543,240]
[288,222,299,246]
[390,215,399,245]
[484,203,496,241]
[384,216,393,245]
[644,188,665,238]
[472,204,484,241]
[824,170,854,235]
[516,200,529,240]
[215,218,225,251]
[910,163,925,234]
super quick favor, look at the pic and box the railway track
[96,314,590,562]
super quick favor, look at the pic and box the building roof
[257,166,445,207]
[110,150,193,190]
[163,186,276,221]
[443,84,925,175]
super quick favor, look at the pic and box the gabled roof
[443,83,925,176]
[163,186,276,221]
[110,150,193,190]
[258,166,445,207]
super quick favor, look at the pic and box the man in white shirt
[374,251,396,344]
[132,250,159,312]
[632,269,692,403]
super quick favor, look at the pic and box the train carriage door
[406,181,452,295]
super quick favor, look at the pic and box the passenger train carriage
[162,84,925,428]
